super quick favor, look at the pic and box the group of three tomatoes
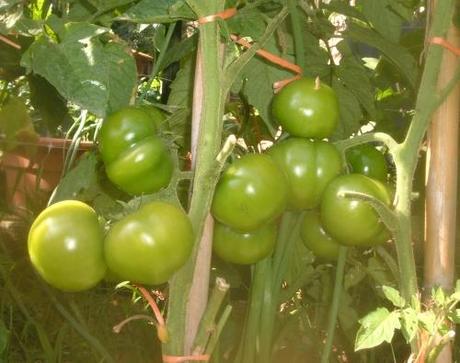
[27,78,392,292]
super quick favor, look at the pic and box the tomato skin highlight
[104,201,194,285]
[213,222,278,265]
[320,174,392,247]
[211,153,288,232]
[346,144,389,182]
[271,77,339,139]
[28,200,107,292]
[268,138,342,210]
[300,211,340,261]
[98,106,173,195]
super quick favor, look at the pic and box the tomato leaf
[400,308,418,343]
[418,310,436,335]
[432,286,446,306]
[331,77,363,139]
[21,23,137,117]
[355,307,401,351]
[119,0,194,23]
[448,309,460,324]
[235,51,293,135]
[382,285,405,308]
[345,23,418,89]
[361,0,403,43]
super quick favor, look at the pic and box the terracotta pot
[0,137,93,209]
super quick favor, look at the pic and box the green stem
[321,246,348,363]
[272,212,301,288]
[223,7,289,93]
[334,132,398,156]
[165,1,226,356]
[193,278,230,353]
[392,0,456,303]
[236,258,271,363]
[259,212,302,363]
[287,0,305,72]
[204,305,233,356]
[139,23,177,103]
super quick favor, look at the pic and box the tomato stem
[321,246,347,363]
[287,0,305,73]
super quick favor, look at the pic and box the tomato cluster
[28,106,194,292]
[211,77,393,264]
[98,105,173,195]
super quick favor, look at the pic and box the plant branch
[193,278,230,354]
[204,305,232,356]
[223,7,289,92]
[139,23,177,103]
[334,132,399,155]
[321,246,347,363]
[287,0,305,72]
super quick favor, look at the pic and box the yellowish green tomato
[28,200,106,292]
[104,201,194,285]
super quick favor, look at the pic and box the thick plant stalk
[165,0,226,356]
[424,15,460,363]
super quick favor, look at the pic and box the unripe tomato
[28,200,106,292]
[104,201,194,285]
[300,211,340,261]
[213,222,278,265]
[98,106,173,195]
[211,154,288,232]
[271,77,339,139]
[346,144,389,182]
[268,138,342,210]
[320,174,392,246]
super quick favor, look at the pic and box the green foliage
[355,307,401,351]
[355,283,460,356]
[28,75,70,134]
[346,23,419,89]
[21,23,137,117]
[118,0,194,23]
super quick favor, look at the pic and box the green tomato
[98,106,173,195]
[211,153,288,232]
[104,201,194,285]
[346,144,389,182]
[268,138,342,210]
[300,211,340,261]
[213,222,278,265]
[271,77,339,139]
[320,174,392,247]
[28,200,106,292]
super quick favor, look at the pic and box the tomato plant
[346,144,389,182]
[300,211,340,261]
[104,201,194,285]
[271,77,339,139]
[320,174,392,246]
[213,222,278,265]
[211,153,288,231]
[27,200,106,292]
[268,138,342,210]
[98,106,173,195]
